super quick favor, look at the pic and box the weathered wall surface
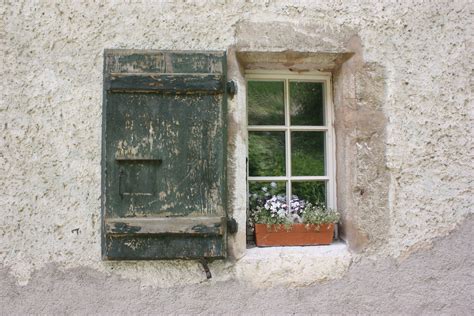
[1,0,472,312]
[1,215,472,314]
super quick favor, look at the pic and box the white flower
[270,182,277,188]
[262,187,268,192]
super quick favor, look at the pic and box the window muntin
[247,72,336,212]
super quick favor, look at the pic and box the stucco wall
[1,0,472,312]
[2,215,471,314]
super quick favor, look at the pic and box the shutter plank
[105,50,225,74]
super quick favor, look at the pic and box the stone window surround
[226,46,388,260]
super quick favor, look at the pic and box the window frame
[246,70,337,210]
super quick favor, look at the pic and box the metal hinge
[227,217,238,234]
[226,80,237,96]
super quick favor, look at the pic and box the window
[246,71,336,238]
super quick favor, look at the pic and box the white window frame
[246,70,337,210]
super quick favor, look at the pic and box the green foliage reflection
[290,82,324,125]
[292,132,325,176]
[248,132,285,176]
[247,81,285,125]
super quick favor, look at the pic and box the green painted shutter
[102,50,227,260]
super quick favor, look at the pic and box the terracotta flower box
[254,223,335,247]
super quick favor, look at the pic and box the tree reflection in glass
[290,82,324,126]
[248,131,285,176]
[291,132,325,176]
[292,181,326,206]
[247,81,285,125]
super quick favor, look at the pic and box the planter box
[254,223,335,247]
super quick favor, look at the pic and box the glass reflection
[249,131,285,176]
[247,81,285,125]
[291,132,325,176]
[292,181,326,206]
[290,81,324,125]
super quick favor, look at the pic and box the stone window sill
[234,241,352,287]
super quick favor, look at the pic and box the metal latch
[199,258,212,279]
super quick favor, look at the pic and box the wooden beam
[105,217,226,235]
[107,73,225,94]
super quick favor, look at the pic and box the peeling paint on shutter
[102,50,227,260]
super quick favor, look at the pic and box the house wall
[1,0,472,312]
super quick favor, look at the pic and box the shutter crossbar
[107,73,224,94]
[105,217,226,235]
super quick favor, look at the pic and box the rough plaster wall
[378,1,474,257]
[1,0,472,295]
[1,215,472,314]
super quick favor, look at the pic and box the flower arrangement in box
[249,182,340,246]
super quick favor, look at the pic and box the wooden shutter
[102,50,228,260]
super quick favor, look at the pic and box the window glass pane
[290,81,324,125]
[248,181,286,213]
[247,81,285,125]
[292,181,326,207]
[249,131,285,176]
[291,132,325,176]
